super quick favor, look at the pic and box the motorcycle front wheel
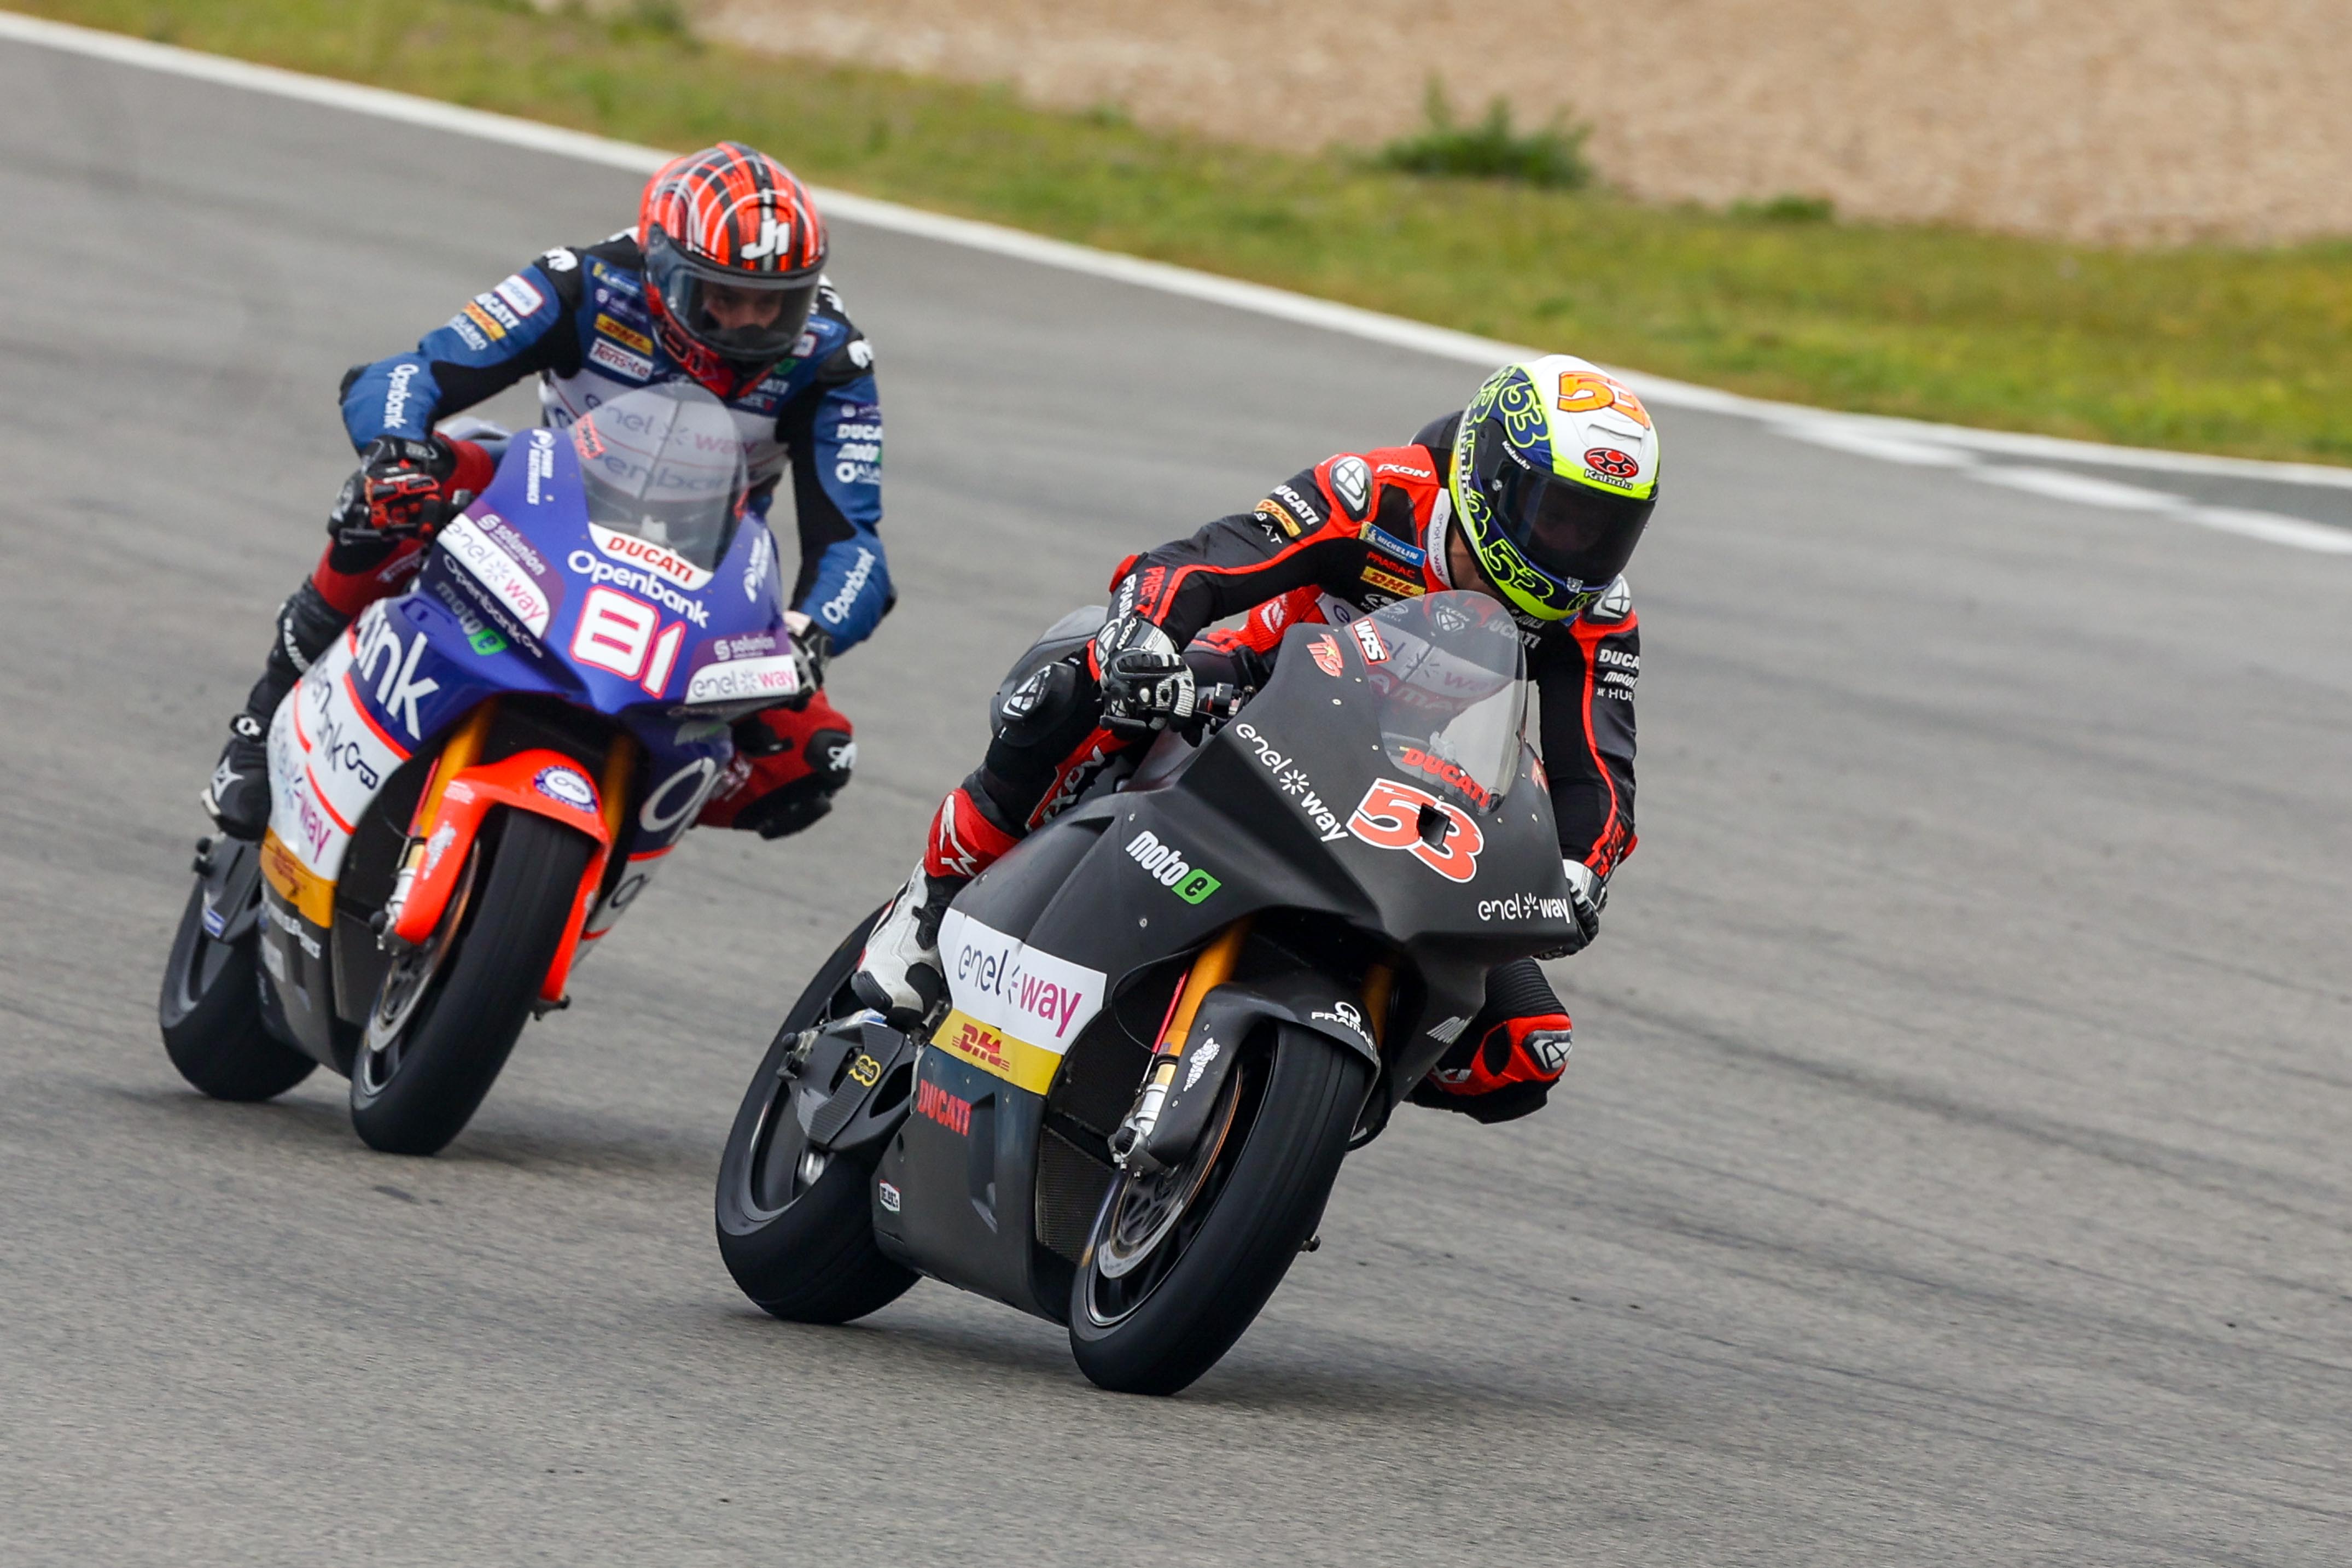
[347,809,592,1156]
[1069,1021,1371,1396]
[714,907,918,1325]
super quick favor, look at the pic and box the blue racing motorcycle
[160,383,805,1154]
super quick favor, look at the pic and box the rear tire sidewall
[159,862,316,1103]
[348,811,593,1157]
[1069,1022,1372,1396]
[715,907,917,1325]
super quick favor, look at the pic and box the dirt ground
[693,0,2352,246]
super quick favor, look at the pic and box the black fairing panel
[872,1044,1061,1319]
[955,621,1571,1046]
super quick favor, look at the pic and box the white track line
[5,9,2349,556]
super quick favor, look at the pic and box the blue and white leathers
[337,234,893,650]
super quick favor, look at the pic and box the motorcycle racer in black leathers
[855,354,1658,1123]
[202,142,889,845]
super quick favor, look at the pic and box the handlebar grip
[1179,683,1250,738]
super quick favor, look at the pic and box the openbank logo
[1125,830,1221,905]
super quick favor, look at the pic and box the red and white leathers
[895,412,1638,1121]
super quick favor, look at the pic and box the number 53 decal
[1347,778,1484,883]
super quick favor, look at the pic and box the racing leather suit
[269,234,889,830]
[918,413,1639,1122]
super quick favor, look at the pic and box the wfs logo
[1125,830,1221,905]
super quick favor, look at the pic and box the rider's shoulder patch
[1327,454,1372,522]
[1586,575,1634,624]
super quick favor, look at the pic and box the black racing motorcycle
[715,591,1579,1394]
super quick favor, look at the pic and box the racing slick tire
[348,810,592,1157]
[715,908,919,1325]
[159,840,317,1102]
[1069,1020,1371,1396]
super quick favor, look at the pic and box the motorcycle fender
[1140,974,1381,1170]
[390,747,611,1002]
[196,836,266,946]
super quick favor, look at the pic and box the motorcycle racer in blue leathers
[203,143,891,844]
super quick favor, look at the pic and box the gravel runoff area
[698,0,2352,245]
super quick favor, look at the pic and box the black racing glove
[331,435,458,544]
[1093,614,1197,736]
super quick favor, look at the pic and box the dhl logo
[928,1008,1064,1094]
[946,1019,1010,1072]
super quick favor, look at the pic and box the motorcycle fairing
[930,906,1111,1095]
[871,1044,1021,1305]
[250,422,780,1063]
[873,614,1577,1324]
[438,428,796,718]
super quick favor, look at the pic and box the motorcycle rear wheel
[348,810,592,1156]
[159,841,316,1101]
[1069,1022,1370,1396]
[715,907,918,1325]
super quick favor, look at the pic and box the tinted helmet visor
[644,228,820,365]
[1471,433,1654,592]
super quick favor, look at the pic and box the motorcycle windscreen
[1357,591,1528,815]
[567,382,750,570]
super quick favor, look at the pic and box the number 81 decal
[1347,778,1484,882]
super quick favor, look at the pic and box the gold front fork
[1361,962,1393,1048]
[412,700,499,833]
[1157,918,1253,1058]
[597,732,638,846]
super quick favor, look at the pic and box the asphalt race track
[3,34,2348,1568]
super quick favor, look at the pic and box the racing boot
[1406,957,1573,1125]
[849,784,1023,1021]
[849,863,963,1023]
[201,581,350,840]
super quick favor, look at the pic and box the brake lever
[1180,683,1251,739]
[331,490,471,550]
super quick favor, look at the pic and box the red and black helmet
[637,143,828,386]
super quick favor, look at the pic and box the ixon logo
[1125,830,1221,905]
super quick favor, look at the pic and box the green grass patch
[1375,81,1591,190]
[30,0,2352,463]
